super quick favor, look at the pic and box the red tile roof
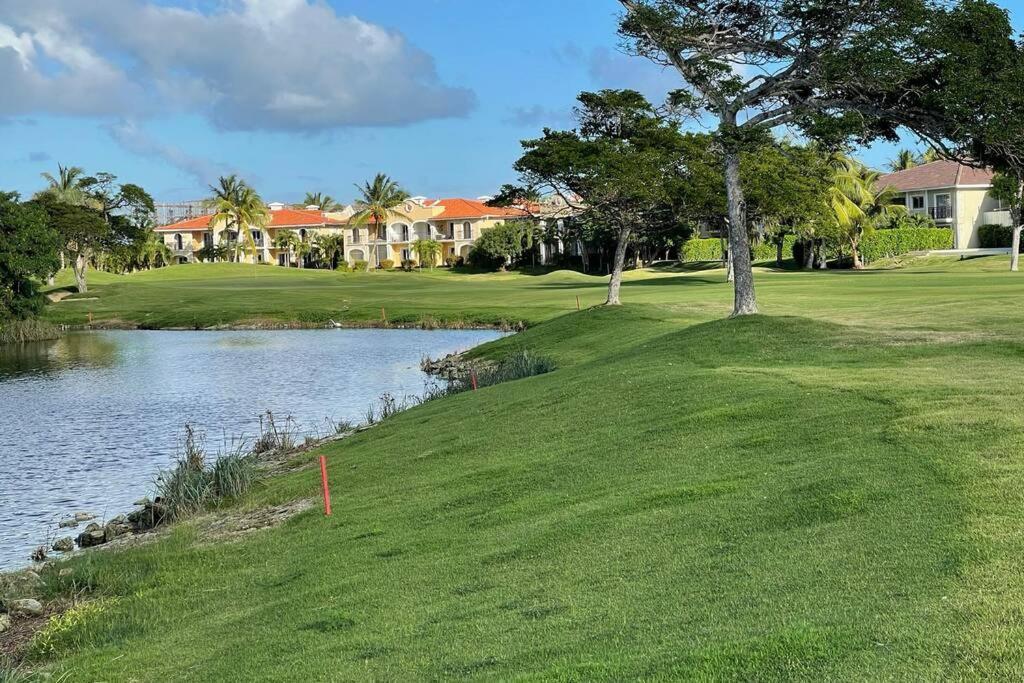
[876,160,994,192]
[156,208,345,232]
[430,198,530,221]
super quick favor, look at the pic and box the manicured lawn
[21,256,1024,679]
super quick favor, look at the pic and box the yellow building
[343,197,529,266]
[155,203,349,266]
[876,161,1008,249]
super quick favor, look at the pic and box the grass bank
[9,254,1024,679]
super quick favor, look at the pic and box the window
[203,233,213,248]
[910,195,925,210]
[462,222,472,239]
[400,225,409,241]
[174,233,183,250]
[251,229,263,246]
[299,228,307,241]
[278,254,287,267]
[351,228,360,244]
[402,248,410,261]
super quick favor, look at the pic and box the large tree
[0,192,60,320]
[908,1,1024,270]
[350,174,410,270]
[618,0,963,315]
[32,197,109,294]
[513,89,685,305]
[827,155,906,269]
[303,192,344,212]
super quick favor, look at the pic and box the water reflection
[0,328,503,569]
[0,334,119,377]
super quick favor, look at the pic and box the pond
[0,328,505,570]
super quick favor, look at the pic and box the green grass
[19,255,1024,679]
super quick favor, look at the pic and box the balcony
[928,206,952,220]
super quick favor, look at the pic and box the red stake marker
[319,455,332,516]
[470,369,478,392]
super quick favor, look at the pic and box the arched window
[299,228,307,241]
[462,222,472,239]
[174,233,183,250]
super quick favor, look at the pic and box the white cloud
[0,0,475,131]
[104,120,231,187]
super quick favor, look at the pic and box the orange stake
[319,455,332,516]
[470,369,478,391]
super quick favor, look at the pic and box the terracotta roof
[430,198,530,221]
[876,160,994,192]
[156,208,345,232]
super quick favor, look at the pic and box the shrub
[379,259,395,270]
[423,350,556,402]
[335,261,351,272]
[351,260,368,272]
[445,254,461,268]
[979,223,1024,251]
[680,238,725,262]
[400,259,416,271]
[681,236,796,263]
[859,228,953,262]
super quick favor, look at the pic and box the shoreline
[46,319,526,333]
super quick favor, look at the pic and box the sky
[1,0,1022,206]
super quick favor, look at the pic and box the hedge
[680,235,797,262]
[979,223,1024,251]
[681,228,952,264]
[859,228,953,262]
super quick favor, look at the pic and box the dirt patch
[45,290,74,303]
[193,499,317,544]
[0,601,65,662]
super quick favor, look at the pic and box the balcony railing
[929,206,952,220]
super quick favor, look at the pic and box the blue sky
[1,0,1022,206]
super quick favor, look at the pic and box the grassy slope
[25,256,1024,679]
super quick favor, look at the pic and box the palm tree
[273,230,299,267]
[314,233,345,270]
[412,238,441,269]
[887,149,919,173]
[294,235,313,269]
[210,184,269,266]
[303,192,344,212]
[920,147,940,164]
[207,174,245,207]
[829,156,907,269]
[136,229,173,269]
[350,174,410,270]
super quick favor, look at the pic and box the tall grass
[0,318,62,345]
[156,426,260,521]
[422,350,556,402]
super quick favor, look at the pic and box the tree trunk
[578,240,590,273]
[723,150,757,315]
[73,253,88,293]
[850,238,864,270]
[1011,225,1022,272]
[816,241,828,269]
[605,227,631,306]
[803,240,814,269]
[776,240,784,267]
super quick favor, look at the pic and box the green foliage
[351,174,410,268]
[400,259,416,271]
[351,260,368,272]
[412,238,441,268]
[979,224,1024,251]
[378,259,395,270]
[445,255,461,268]
[0,191,60,319]
[469,222,530,270]
[681,238,726,262]
[860,228,953,262]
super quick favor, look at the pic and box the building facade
[876,161,1008,249]
[154,203,349,265]
[342,197,529,266]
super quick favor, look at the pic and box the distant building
[153,200,208,228]
[876,161,1009,249]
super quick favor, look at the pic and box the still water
[0,329,503,570]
